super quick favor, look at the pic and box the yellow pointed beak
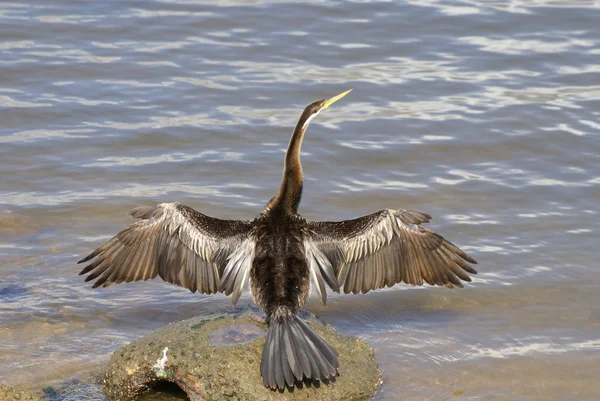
[322,89,352,110]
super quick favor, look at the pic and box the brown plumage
[79,89,477,390]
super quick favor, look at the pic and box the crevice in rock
[144,381,190,400]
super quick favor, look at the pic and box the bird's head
[300,89,352,130]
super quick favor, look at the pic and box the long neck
[267,116,310,214]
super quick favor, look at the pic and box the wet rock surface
[104,307,381,401]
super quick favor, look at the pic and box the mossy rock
[0,383,39,401]
[104,308,381,400]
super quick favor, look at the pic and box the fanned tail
[260,310,339,389]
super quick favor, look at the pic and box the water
[1,1,599,400]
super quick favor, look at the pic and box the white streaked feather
[342,210,400,264]
[222,236,256,305]
[304,239,336,305]
[158,203,218,260]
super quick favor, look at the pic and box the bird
[78,89,477,391]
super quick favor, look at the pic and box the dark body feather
[78,91,477,391]
[250,210,310,317]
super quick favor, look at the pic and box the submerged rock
[40,378,107,401]
[104,307,381,401]
[0,383,39,401]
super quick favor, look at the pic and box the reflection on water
[1,0,600,400]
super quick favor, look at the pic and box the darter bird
[79,89,477,390]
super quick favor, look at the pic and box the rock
[0,383,39,401]
[104,307,381,401]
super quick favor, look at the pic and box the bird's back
[249,211,310,318]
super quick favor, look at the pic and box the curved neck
[267,113,314,214]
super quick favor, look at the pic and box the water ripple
[85,150,243,167]
[464,338,600,360]
[1,183,250,207]
[0,95,51,107]
[458,35,595,55]
[0,129,94,144]
[336,178,429,192]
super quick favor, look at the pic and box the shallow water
[1,0,600,400]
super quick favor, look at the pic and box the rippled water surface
[1,1,600,400]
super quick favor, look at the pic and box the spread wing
[78,202,255,304]
[305,209,477,295]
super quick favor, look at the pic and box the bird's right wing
[305,209,477,295]
[78,202,255,304]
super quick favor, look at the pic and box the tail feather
[273,322,285,388]
[261,313,339,389]
[279,323,295,386]
[297,318,339,369]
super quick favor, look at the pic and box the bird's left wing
[78,202,255,304]
[305,209,477,295]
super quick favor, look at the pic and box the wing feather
[79,202,254,300]
[306,209,477,294]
